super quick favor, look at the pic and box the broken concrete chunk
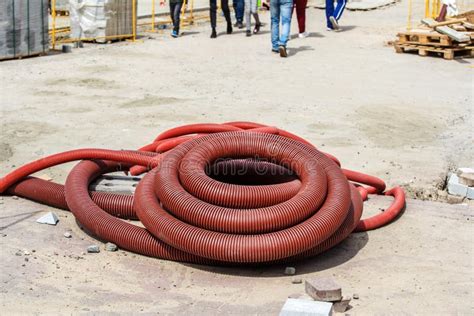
[36,212,59,225]
[457,168,474,187]
[105,242,118,252]
[292,278,303,284]
[279,298,333,316]
[333,296,351,313]
[467,187,474,200]
[63,232,72,238]
[87,245,100,253]
[285,267,296,275]
[448,174,468,197]
[305,278,342,302]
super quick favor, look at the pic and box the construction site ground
[0,1,473,314]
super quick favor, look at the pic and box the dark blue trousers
[325,0,346,29]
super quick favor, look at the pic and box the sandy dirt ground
[0,0,473,314]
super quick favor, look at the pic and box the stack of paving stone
[69,0,136,43]
[0,0,49,60]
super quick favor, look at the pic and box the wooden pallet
[394,42,474,60]
[397,32,455,47]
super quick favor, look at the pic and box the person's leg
[221,0,233,33]
[279,0,293,47]
[245,0,252,32]
[295,0,307,33]
[173,1,183,33]
[210,0,217,29]
[252,0,261,33]
[334,0,346,21]
[170,2,176,28]
[325,0,334,29]
[270,0,280,51]
[237,0,245,24]
[210,0,217,37]
[233,0,239,22]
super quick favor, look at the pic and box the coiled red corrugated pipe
[0,122,405,264]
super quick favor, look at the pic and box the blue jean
[233,0,244,23]
[271,0,293,50]
[325,0,346,28]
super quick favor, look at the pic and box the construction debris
[105,242,118,252]
[333,296,351,313]
[305,278,342,302]
[285,267,296,275]
[279,298,333,316]
[394,16,474,60]
[63,232,72,238]
[87,245,100,253]
[447,170,473,201]
[36,212,59,225]
[456,168,474,187]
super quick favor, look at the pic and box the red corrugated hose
[0,122,405,264]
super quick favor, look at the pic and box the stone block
[305,278,342,302]
[447,174,467,197]
[279,298,333,316]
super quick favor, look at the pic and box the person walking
[161,0,184,38]
[244,0,262,36]
[325,0,346,31]
[270,0,293,57]
[294,0,308,38]
[210,0,233,38]
[233,0,245,28]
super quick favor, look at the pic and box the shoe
[329,16,340,31]
[253,23,261,34]
[326,27,333,31]
[237,21,244,29]
[171,30,179,38]
[246,30,251,37]
[272,47,279,53]
[279,45,287,58]
[210,28,217,38]
[227,23,233,34]
[298,31,309,38]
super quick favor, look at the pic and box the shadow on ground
[184,231,369,277]
[288,45,315,56]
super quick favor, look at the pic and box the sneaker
[279,45,288,58]
[227,23,233,34]
[329,16,340,31]
[272,48,279,53]
[298,32,309,38]
[171,30,179,38]
[246,30,251,37]
[237,21,244,29]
